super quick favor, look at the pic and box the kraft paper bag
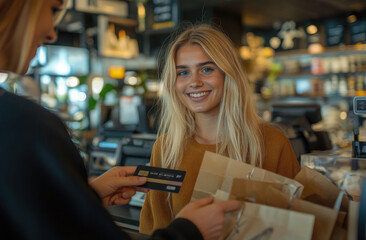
[330,225,347,240]
[336,211,347,228]
[224,202,315,240]
[228,178,285,204]
[191,151,304,202]
[227,179,337,240]
[213,190,239,240]
[347,200,360,240]
[294,166,349,212]
[213,180,286,240]
[262,187,338,240]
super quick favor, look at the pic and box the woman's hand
[176,196,241,240]
[89,166,147,206]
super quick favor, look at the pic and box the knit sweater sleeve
[262,124,301,179]
[139,137,172,234]
[275,134,301,178]
[149,218,203,240]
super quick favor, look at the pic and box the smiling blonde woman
[139,24,300,234]
[0,2,242,239]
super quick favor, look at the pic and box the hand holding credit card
[133,165,186,193]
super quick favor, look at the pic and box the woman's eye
[52,8,62,15]
[177,71,188,76]
[202,67,213,73]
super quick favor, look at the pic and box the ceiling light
[306,25,318,35]
[269,37,281,49]
[347,14,357,23]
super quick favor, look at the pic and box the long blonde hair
[0,0,66,74]
[158,24,265,169]
[0,0,44,74]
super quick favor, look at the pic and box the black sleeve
[0,92,203,240]
[149,218,203,240]
[0,93,130,239]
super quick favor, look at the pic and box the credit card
[133,165,186,193]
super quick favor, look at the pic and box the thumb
[191,196,214,208]
[215,200,241,213]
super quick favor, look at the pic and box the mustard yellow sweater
[139,124,300,234]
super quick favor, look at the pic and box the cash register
[118,133,156,207]
[88,95,157,176]
[88,128,135,176]
[100,133,156,231]
[271,102,332,161]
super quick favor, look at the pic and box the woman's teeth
[189,92,209,97]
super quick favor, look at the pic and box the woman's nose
[45,28,57,43]
[189,73,203,88]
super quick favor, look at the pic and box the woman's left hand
[89,166,147,206]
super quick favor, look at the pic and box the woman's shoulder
[154,134,166,147]
[0,89,62,129]
[260,122,289,142]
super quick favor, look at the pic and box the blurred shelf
[260,94,355,101]
[273,44,366,59]
[276,71,366,80]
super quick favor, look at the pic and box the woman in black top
[0,0,240,239]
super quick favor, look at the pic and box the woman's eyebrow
[176,61,215,69]
[197,61,215,67]
[176,65,187,69]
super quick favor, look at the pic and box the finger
[114,176,147,188]
[191,196,214,208]
[114,198,131,205]
[110,192,124,202]
[215,200,241,213]
[119,166,138,176]
[122,189,137,199]
[136,187,149,193]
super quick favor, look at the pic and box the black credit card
[133,165,186,193]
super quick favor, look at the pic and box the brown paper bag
[294,166,349,211]
[330,225,347,240]
[224,202,315,240]
[336,211,347,228]
[347,200,360,240]
[191,151,304,202]
[264,187,338,240]
[227,179,338,240]
[229,178,284,203]
[212,180,286,240]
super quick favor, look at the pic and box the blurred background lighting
[108,66,125,79]
[66,76,80,88]
[306,24,318,34]
[40,75,51,85]
[127,76,138,85]
[0,73,8,83]
[91,76,104,95]
[340,111,347,120]
[347,14,357,23]
[69,89,87,102]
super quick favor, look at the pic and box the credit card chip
[138,170,149,176]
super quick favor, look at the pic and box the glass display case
[301,149,366,201]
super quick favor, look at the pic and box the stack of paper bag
[191,151,351,240]
[191,151,304,202]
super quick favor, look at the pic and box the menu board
[147,0,179,30]
[349,19,366,44]
[324,19,345,46]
